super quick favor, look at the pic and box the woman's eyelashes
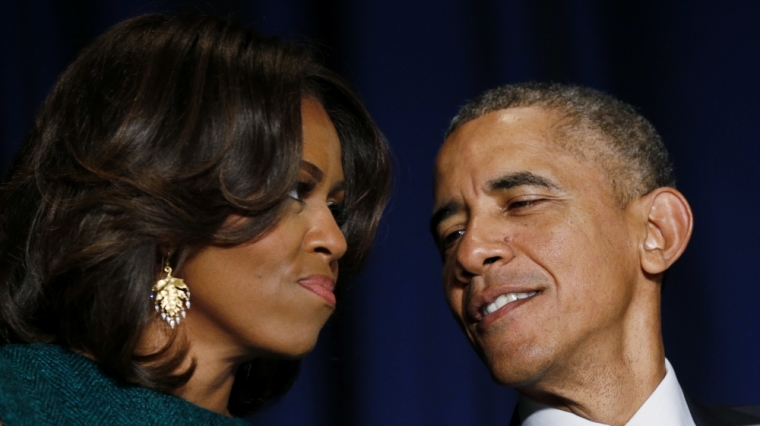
[328,201,346,225]
[288,181,316,202]
[288,180,346,225]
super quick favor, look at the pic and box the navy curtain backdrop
[2,1,759,425]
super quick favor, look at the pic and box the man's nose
[453,218,514,283]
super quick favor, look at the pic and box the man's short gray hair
[447,82,675,206]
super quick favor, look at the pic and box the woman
[0,14,390,425]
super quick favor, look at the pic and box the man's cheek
[444,287,459,310]
[444,286,464,317]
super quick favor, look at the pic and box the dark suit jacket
[685,394,760,426]
[507,395,760,426]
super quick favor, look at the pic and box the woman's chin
[248,335,321,360]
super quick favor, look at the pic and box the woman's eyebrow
[302,160,344,195]
[330,181,346,195]
[301,161,324,182]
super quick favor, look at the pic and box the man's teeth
[482,292,537,316]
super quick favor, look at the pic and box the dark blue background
[2,1,759,425]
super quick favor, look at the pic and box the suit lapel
[509,405,521,426]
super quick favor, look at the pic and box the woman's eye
[328,202,346,225]
[289,182,315,202]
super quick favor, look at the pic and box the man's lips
[467,285,542,323]
[298,275,337,307]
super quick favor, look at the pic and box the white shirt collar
[519,359,696,426]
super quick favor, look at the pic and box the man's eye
[440,229,465,251]
[508,199,541,210]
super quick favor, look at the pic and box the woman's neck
[138,320,244,416]
[170,345,238,416]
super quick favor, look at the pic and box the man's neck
[522,357,665,425]
[518,296,666,426]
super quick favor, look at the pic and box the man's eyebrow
[301,161,324,182]
[429,200,462,239]
[429,172,560,239]
[487,171,562,192]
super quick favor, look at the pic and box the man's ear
[638,187,693,275]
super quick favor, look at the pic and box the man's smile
[481,291,537,317]
[465,279,546,328]
[472,288,542,331]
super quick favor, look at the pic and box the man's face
[432,106,644,389]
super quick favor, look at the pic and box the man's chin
[481,348,554,388]
[488,365,541,388]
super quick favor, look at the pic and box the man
[430,83,760,426]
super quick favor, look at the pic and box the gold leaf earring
[151,259,190,329]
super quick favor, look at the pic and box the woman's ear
[638,187,693,274]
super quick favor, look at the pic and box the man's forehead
[435,107,570,183]
[432,105,621,212]
[438,107,568,161]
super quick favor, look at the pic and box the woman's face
[179,97,347,359]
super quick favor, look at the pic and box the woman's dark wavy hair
[0,14,390,416]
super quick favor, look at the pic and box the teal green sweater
[0,343,249,425]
